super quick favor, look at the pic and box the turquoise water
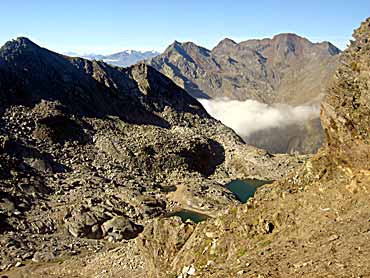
[167,179,272,223]
[226,179,273,203]
[170,209,209,223]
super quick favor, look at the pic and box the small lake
[169,209,210,223]
[226,179,273,203]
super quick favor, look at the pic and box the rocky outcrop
[321,20,370,170]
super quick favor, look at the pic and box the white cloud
[198,98,320,138]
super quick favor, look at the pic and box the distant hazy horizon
[0,0,369,54]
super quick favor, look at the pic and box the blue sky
[0,0,369,54]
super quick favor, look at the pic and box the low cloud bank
[198,98,320,138]
[198,98,322,153]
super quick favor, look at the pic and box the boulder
[101,216,143,241]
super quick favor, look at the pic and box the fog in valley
[198,98,322,154]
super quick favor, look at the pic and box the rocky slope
[0,37,304,275]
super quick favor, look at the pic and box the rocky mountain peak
[167,40,209,55]
[15,36,35,44]
[7,37,38,48]
[160,40,211,66]
[164,40,186,54]
[181,41,201,49]
[268,34,341,58]
[173,40,182,45]
[0,37,43,58]
[167,40,185,51]
[99,49,160,67]
[151,32,341,102]
[182,42,211,58]
[272,32,306,41]
[266,33,312,58]
[149,33,341,154]
[317,41,341,55]
[213,38,238,50]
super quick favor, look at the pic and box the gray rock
[26,158,50,172]
[0,198,15,214]
[101,216,143,241]
[64,207,109,239]
[32,251,56,263]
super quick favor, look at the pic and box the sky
[0,0,369,54]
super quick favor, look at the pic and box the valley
[0,5,369,277]
[0,37,304,277]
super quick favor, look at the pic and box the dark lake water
[226,179,273,203]
[167,179,273,223]
[169,209,210,223]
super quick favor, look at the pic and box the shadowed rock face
[0,37,208,128]
[179,139,225,177]
[246,116,324,154]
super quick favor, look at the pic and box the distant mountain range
[63,34,341,154]
[148,34,341,154]
[149,33,340,104]
[65,50,159,67]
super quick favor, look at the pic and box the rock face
[0,37,304,272]
[135,18,370,278]
[321,21,370,170]
[149,34,340,105]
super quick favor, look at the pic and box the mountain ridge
[149,32,341,104]
[0,37,204,126]
[76,49,160,68]
[148,33,341,154]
